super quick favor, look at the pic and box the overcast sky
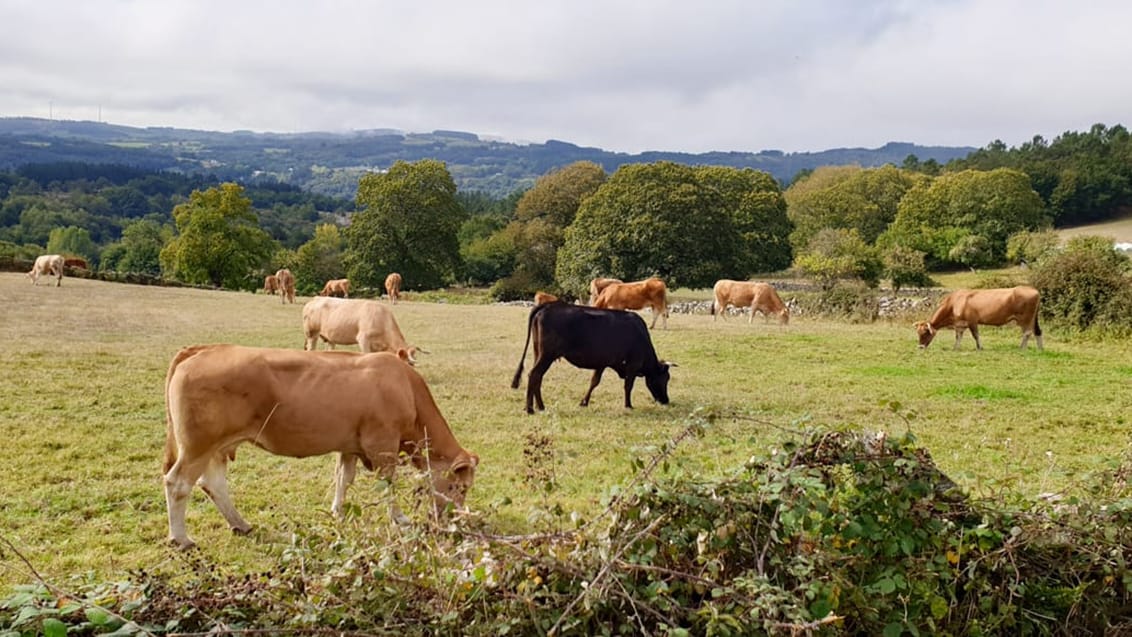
[1,0,1128,154]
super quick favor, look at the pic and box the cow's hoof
[168,537,197,551]
[231,525,254,536]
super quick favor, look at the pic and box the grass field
[2,273,1131,591]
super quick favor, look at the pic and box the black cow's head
[645,361,675,405]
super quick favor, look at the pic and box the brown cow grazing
[588,277,622,306]
[27,254,64,286]
[162,344,478,549]
[263,274,280,295]
[385,272,403,304]
[320,278,351,297]
[915,286,1043,350]
[593,277,670,329]
[303,297,422,363]
[63,257,89,270]
[711,279,790,325]
[534,291,558,305]
[275,268,296,304]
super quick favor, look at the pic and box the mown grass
[1,273,1131,591]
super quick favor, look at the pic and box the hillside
[0,117,975,198]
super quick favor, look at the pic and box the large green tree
[785,164,929,251]
[695,165,792,275]
[557,161,786,294]
[878,168,1049,268]
[46,226,98,266]
[159,182,277,288]
[100,219,169,275]
[346,160,465,290]
[293,223,346,293]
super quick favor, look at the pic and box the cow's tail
[163,345,206,474]
[710,299,715,316]
[1033,312,1042,337]
[511,304,546,389]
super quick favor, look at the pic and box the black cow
[511,301,675,414]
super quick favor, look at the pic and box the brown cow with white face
[163,344,478,549]
[593,277,669,329]
[915,286,1043,350]
[385,272,403,304]
[711,279,789,325]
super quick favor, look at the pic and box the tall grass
[1,272,1131,590]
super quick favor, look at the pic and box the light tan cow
[319,278,350,297]
[303,297,422,362]
[533,291,558,305]
[587,277,623,306]
[593,277,670,329]
[385,272,403,304]
[27,254,64,286]
[711,279,790,325]
[263,274,280,295]
[275,268,296,304]
[915,286,1043,350]
[162,344,478,549]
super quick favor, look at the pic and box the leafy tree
[695,165,793,274]
[294,223,346,293]
[785,165,928,251]
[883,245,933,290]
[346,160,465,290]
[101,219,168,275]
[947,234,996,270]
[879,168,1048,268]
[1005,229,1060,265]
[462,225,517,286]
[1030,235,1132,332]
[794,228,882,289]
[556,161,740,294]
[46,226,98,266]
[159,183,277,288]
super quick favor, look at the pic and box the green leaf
[86,606,111,626]
[876,578,896,595]
[42,618,67,637]
[883,621,904,637]
[930,594,950,620]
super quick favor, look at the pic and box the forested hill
[0,117,974,198]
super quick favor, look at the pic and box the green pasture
[1,273,1131,591]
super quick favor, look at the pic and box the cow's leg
[526,357,554,414]
[360,443,408,524]
[197,453,253,536]
[580,368,605,406]
[969,325,982,350]
[332,453,359,517]
[164,454,210,550]
[623,375,636,409]
[953,327,965,350]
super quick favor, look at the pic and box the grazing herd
[20,253,1046,548]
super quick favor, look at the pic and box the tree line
[1,123,1130,302]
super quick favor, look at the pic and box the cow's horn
[664,360,679,368]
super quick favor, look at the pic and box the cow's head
[914,321,936,348]
[645,361,676,405]
[431,451,479,514]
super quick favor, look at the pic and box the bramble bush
[5,414,1132,635]
[1031,235,1132,336]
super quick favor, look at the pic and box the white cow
[28,254,65,286]
[302,297,422,362]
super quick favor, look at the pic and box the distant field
[1,273,1131,590]
[1058,213,1132,243]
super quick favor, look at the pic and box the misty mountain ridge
[0,117,975,198]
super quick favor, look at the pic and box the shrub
[1030,235,1132,334]
[1006,229,1059,265]
[883,245,934,290]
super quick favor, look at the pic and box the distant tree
[695,165,793,275]
[785,164,928,251]
[101,219,168,275]
[346,160,465,290]
[879,168,1048,268]
[46,226,98,266]
[947,234,996,270]
[294,223,346,293]
[794,228,882,289]
[463,224,517,286]
[1005,229,1060,265]
[159,183,277,288]
[883,245,933,290]
[557,161,740,294]
[1030,235,1132,332]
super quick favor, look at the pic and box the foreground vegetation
[2,275,1132,633]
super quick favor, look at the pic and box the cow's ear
[396,348,415,365]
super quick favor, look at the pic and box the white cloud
[1,0,1129,153]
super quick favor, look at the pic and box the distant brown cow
[275,268,295,304]
[534,291,558,305]
[303,297,422,363]
[27,254,64,286]
[320,278,350,297]
[63,257,89,270]
[593,277,669,329]
[263,274,280,295]
[385,272,403,304]
[915,286,1043,350]
[588,277,622,306]
[711,280,789,325]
